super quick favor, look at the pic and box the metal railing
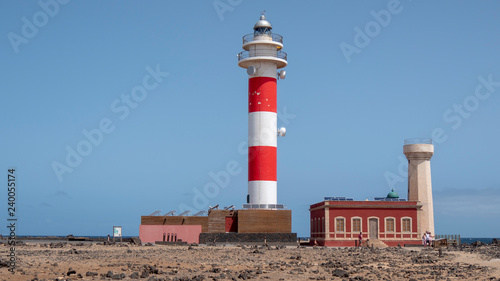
[404,138,433,145]
[242,33,283,44]
[242,203,286,209]
[237,50,287,62]
[435,234,461,246]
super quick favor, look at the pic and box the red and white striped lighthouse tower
[237,13,287,209]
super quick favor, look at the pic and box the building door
[369,218,378,239]
[225,216,237,233]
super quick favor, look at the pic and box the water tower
[404,139,435,235]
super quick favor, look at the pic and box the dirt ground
[0,242,499,281]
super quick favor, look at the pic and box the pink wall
[139,225,202,244]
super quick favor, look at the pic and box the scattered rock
[3,240,500,280]
[471,241,483,247]
[332,269,349,278]
[0,260,9,268]
[130,237,142,245]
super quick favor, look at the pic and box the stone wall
[199,233,297,245]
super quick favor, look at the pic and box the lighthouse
[140,14,295,243]
[237,13,287,209]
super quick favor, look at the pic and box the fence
[435,234,461,246]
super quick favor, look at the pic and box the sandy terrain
[0,241,499,281]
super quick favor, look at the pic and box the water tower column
[404,140,435,235]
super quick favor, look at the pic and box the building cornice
[309,202,422,212]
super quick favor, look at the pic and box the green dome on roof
[387,189,399,198]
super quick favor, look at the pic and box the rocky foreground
[0,242,499,281]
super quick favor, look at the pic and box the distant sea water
[460,238,498,244]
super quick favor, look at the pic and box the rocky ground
[0,241,499,281]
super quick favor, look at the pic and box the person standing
[427,231,433,247]
[424,231,431,247]
[358,232,363,247]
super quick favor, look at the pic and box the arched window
[401,217,411,232]
[335,217,345,232]
[385,217,395,232]
[352,217,362,233]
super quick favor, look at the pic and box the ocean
[460,237,498,244]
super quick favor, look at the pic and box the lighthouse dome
[254,14,272,30]
[387,189,399,199]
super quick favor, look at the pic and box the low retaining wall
[199,233,297,245]
[318,239,422,247]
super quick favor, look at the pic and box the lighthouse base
[237,209,292,233]
[200,209,295,245]
[140,209,294,245]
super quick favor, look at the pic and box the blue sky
[1,0,499,238]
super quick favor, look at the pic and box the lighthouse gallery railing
[237,50,287,62]
[242,33,283,44]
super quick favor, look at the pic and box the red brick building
[310,199,422,247]
[310,140,436,247]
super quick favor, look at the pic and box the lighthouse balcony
[243,33,283,44]
[242,203,286,210]
[242,33,284,50]
[237,50,287,69]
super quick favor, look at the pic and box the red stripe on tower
[248,146,277,181]
[248,77,277,113]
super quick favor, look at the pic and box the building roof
[310,200,420,211]
[254,14,272,29]
[387,189,399,198]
